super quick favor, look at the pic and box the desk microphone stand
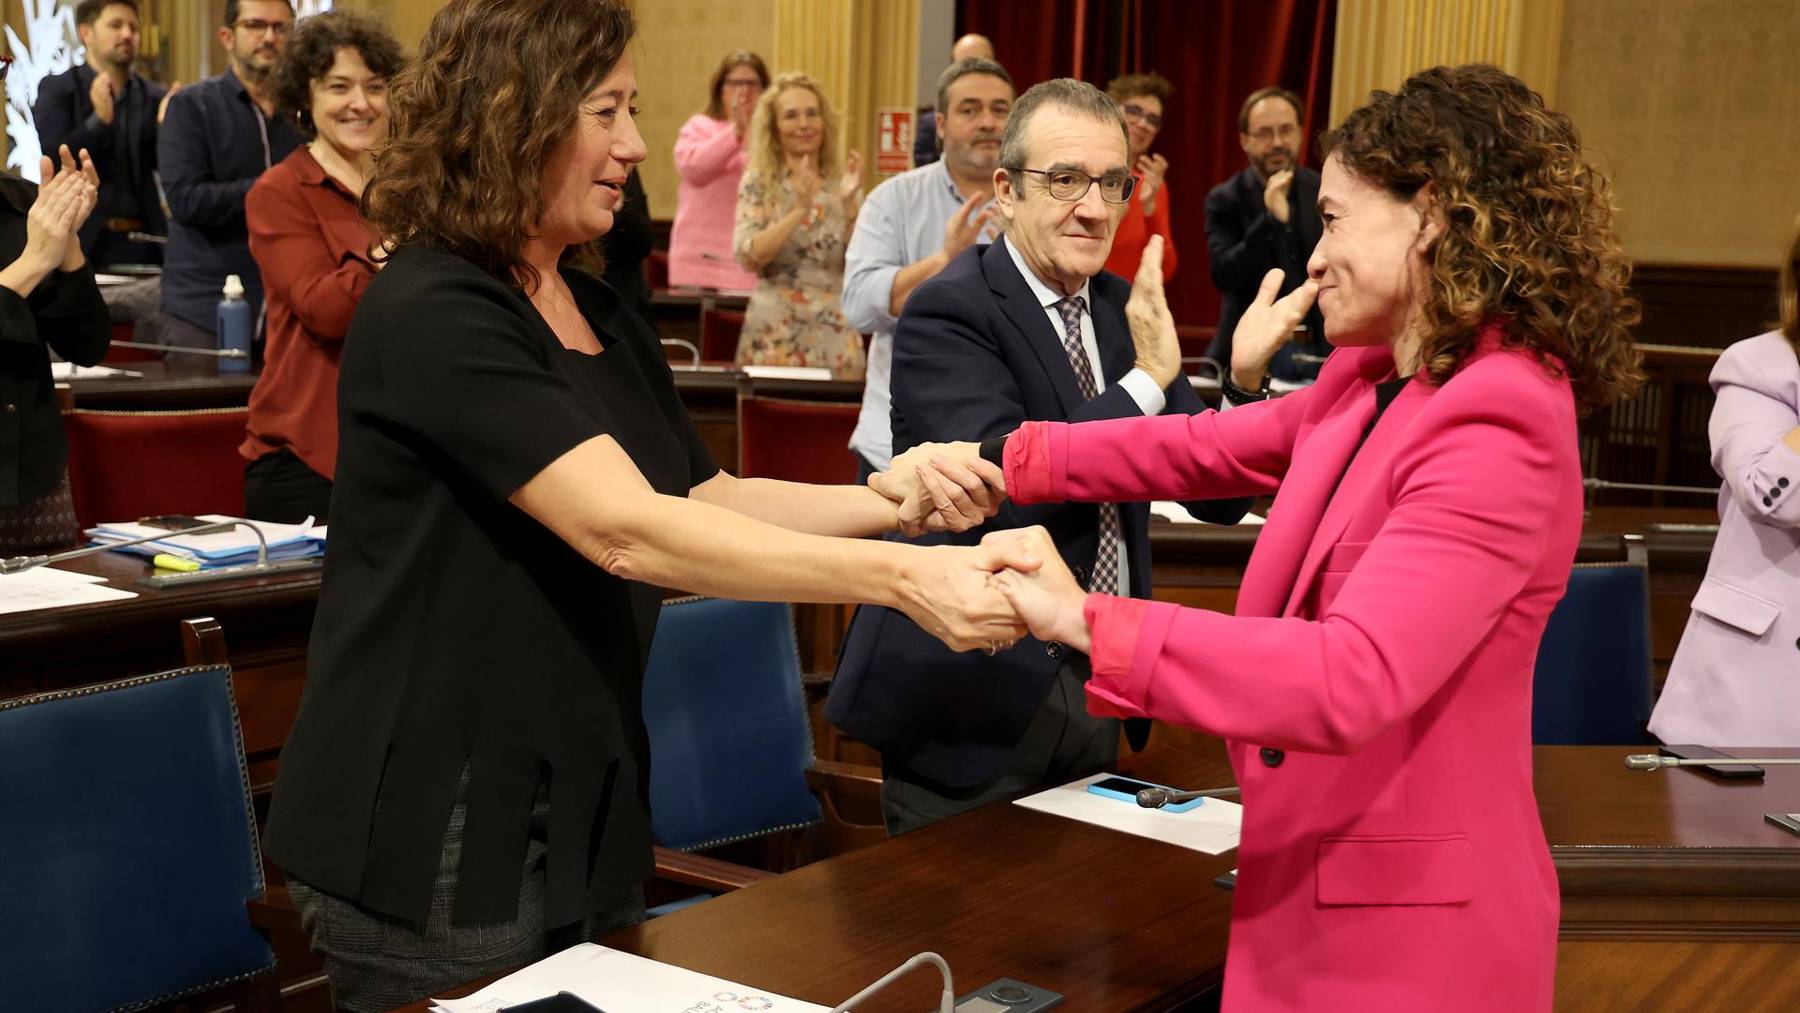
[0,520,318,588]
[1625,754,1800,770]
[104,341,247,359]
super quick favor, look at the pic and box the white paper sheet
[0,565,137,614]
[740,365,834,382]
[1150,501,1265,526]
[1013,772,1242,855]
[49,362,142,380]
[432,943,828,1013]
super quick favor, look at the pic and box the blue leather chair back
[0,666,273,1012]
[643,597,821,850]
[1533,562,1654,744]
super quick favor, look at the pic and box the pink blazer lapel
[1235,386,1378,618]
[1279,378,1433,617]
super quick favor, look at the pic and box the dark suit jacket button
[1765,497,1774,507]
[1046,641,1064,659]
[1073,564,1089,584]
[1775,486,1785,497]
[1260,747,1284,767]
[1782,478,1791,488]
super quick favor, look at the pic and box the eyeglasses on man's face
[1008,167,1137,204]
[1247,123,1299,144]
[236,18,291,37]
[1121,103,1162,131]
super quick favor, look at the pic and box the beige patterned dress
[732,172,866,379]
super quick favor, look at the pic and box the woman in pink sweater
[669,51,767,291]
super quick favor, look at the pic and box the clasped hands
[868,446,1091,655]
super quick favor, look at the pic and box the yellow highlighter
[151,553,201,572]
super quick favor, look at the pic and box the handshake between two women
[867,442,1091,658]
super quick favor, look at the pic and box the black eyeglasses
[1121,103,1163,130]
[1007,167,1137,204]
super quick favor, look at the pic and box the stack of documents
[87,515,326,569]
[432,943,827,1013]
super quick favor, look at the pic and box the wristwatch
[1220,371,1273,407]
[979,436,1008,468]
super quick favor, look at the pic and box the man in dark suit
[32,0,171,267]
[829,79,1247,834]
[1203,86,1329,385]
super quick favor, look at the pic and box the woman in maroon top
[243,11,403,522]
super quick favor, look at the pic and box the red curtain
[959,0,1336,329]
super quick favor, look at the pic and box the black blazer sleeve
[33,71,111,161]
[1204,177,1285,295]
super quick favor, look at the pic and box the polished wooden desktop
[408,745,1800,1012]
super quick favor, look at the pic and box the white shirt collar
[1002,236,1091,312]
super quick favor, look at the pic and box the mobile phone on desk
[1086,775,1205,813]
[137,514,209,531]
[501,992,607,1013]
[1659,744,1765,779]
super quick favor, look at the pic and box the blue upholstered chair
[644,596,824,852]
[641,597,883,912]
[0,664,276,1012]
[1532,547,1655,745]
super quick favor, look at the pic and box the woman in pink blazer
[1650,223,1800,747]
[898,66,1643,1010]
[668,51,767,291]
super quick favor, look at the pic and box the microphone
[1136,785,1242,808]
[1583,477,1718,497]
[106,340,248,358]
[0,519,269,575]
[829,951,955,1013]
[1625,754,1800,770]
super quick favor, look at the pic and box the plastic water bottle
[216,274,252,374]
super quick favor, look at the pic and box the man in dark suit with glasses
[830,79,1247,834]
[1204,86,1330,385]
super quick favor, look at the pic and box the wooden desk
[0,551,319,791]
[414,745,1800,1012]
[1540,747,1800,940]
[64,358,260,410]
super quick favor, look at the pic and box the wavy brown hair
[702,51,769,121]
[361,0,634,291]
[1323,64,1643,413]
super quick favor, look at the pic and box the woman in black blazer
[0,145,109,555]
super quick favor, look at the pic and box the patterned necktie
[1055,296,1121,595]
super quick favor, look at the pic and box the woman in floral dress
[732,72,865,378]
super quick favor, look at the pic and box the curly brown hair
[271,10,405,141]
[361,0,634,291]
[703,51,769,121]
[1106,71,1172,106]
[1322,64,1643,413]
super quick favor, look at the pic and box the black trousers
[244,448,332,523]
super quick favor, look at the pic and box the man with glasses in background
[154,0,299,348]
[1203,86,1329,385]
[842,56,1014,481]
[829,79,1245,834]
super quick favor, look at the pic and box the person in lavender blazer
[1650,222,1800,747]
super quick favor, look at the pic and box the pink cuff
[1082,594,1171,719]
[1003,421,1070,505]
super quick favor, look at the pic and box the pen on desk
[151,554,200,572]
